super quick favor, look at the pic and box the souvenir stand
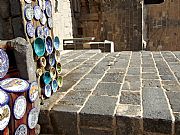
[22,0,63,99]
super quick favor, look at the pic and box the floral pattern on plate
[24,4,34,21]
[44,26,49,37]
[45,84,51,97]
[0,49,9,78]
[0,89,9,106]
[36,26,44,38]
[26,22,35,38]
[45,36,53,54]
[13,96,27,119]
[45,0,52,18]
[34,5,42,20]
[14,124,27,135]
[28,108,39,129]
[28,82,39,103]
[0,105,11,131]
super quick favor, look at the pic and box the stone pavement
[39,50,180,135]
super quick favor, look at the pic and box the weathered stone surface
[12,17,26,38]
[120,91,141,105]
[80,128,113,135]
[93,82,121,96]
[122,81,141,91]
[142,67,157,73]
[142,80,161,88]
[142,73,159,80]
[174,113,180,135]
[80,96,117,128]
[10,0,21,16]
[102,73,124,83]
[166,92,180,112]
[142,87,172,134]
[160,75,176,81]
[127,67,140,75]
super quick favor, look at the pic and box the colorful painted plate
[14,124,27,135]
[40,12,47,25]
[45,0,52,17]
[36,26,44,38]
[47,17,53,29]
[57,76,63,87]
[48,54,55,66]
[28,82,39,103]
[45,84,51,97]
[24,4,34,21]
[55,50,60,63]
[44,26,49,37]
[54,36,60,50]
[51,79,58,93]
[0,49,9,78]
[33,37,45,57]
[0,78,29,93]
[13,96,27,119]
[28,108,39,129]
[45,36,53,54]
[0,105,10,131]
[34,5,42,20]
[0,89,9,106]
[26,22,35,38]
[24,0,32,4]
[43,71,51,84]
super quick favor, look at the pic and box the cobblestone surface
[39,50,180,135]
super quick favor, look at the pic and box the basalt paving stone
[61,79,77,92]
[119,91,141,105]
[142,68,157,73]
[174,113,180,135]
[174,72,180,81]
[102,73,124,83]
[169,65,180,73]
[164,58,179,62]
[142,87,172,134]
[63,61,84,70]
[142,64,155,67]
[122,81,141,91]
[58,90,91,106]
[125,75,140,82]
[80,128,114,135]
[84,73,103,79]
[72,58,88,62]
[73,78,99,91]
[160,75,176,81]
[162,84,180,92]
[162,80,179,85]
[80,96,117,128]
[114,62,129,68]
[50,105,80,135]
[166,92,180,112]
[91,53,107,60]
[156,68,173,75]
[127,68,140,75]
[70,66,92,74]
[107,68,126,74]
[89,67,108,74]
[142,80,161,88]
[93,82,121,96]
[142,73,159,80]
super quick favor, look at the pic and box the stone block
[12,17,26,38]
[80,96,117,128]
[93,82,121,96]
[0,0,10,18]
[127,67,140,75]
[142,80,161,88]
[166,92,180,112]
[102,73,124,83]
[142,73,159,80]
[10,0,21,16]
[80,128,114,135]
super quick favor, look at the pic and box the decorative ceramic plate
[51,79,58,93]
[28,108,39,129]
[0,78,29,93]
[24,0,32,4]
[55,50,60,63]
[26,22,35,38]
[34,5,42,20]
[45,84,51,97]
[44,26,49,37]
[33,37,45,57]
[13,96,27,119]
[54,36,60,50]
[45,36,53,54]
[0,89,9,106]
[45,0,52,18]
[40,12,47,25]
[14,124,27,135]
[37,0,42,9]
[49,54,55,66]
[24,4,34,21]
[47,18,53,29]
[0,105,11,131]
[28,82,39,103]
[42,0,46,11]
[0,49,9,78]
[36,26,44,38]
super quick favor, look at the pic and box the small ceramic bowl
[42,71,51,84]
[54,36,60,50]
[40,12,47,25]
[39,57,46,67]
[34,5,42,20]
[44,26,49,37]
[26,22,35,38]
[36,68,43,77]
[50,67,56,79]
[45,36,53,54]
[55,50,60,63]
[51,79,58,93]
[56,62,62,74]
[45,0,52,17]
[48,53,55,67]
[47,17,53,29]
[44,84,51,98]
[57,76,63,87]
[33,37,45,57]
[36,26,44,38]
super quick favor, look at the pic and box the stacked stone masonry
[39,50,180,135]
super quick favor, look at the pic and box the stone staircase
[39,50,180,135]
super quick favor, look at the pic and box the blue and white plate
[45,0,52,18]
[44,26,49,37]
[0,78,29,93]
[47,17,53,29]
[40,12,47,25]
[13,96,27,119]
[45,36,53,54]
[0,105,10,131]
[36,26,44,38]
[0,49,9,78]
[48,53,55,66]
[28,108,39,129]
[26,22,35,38]
[24,4,34,21]
[51,79,58,93]
[0,89,9,106]
[28,82,39,103]
[14,124,27,135]
[44,84,51,97]
[54,36,60,50]
[34,5,42,20]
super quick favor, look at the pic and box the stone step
[39,50,180,135]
